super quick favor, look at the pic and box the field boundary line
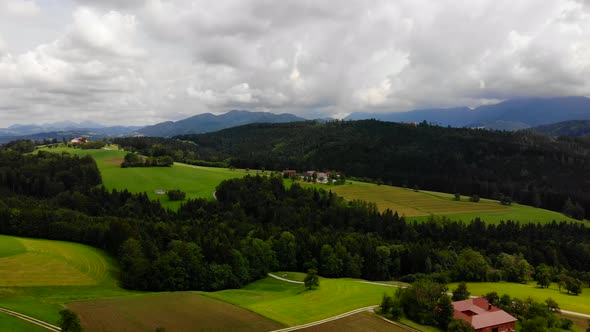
[357,280,408,288]
[269,305,378,332]
[368,309,421,332]
[267,273,304,284]
[0,307,61,331]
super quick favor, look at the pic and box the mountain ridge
[345,96,590,130]
[137,110,307,137]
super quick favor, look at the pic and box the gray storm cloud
[0,0,589,126]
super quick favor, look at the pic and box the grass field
[299,180,583,224]
[67,292,283,332]
[202,274,398,327]
[447,281,590,314]
[0,312,48,332]
[0,235,117,287]
[35,146,251,209]
[0,235,141,329]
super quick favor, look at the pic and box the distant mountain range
[529,120,590,137]
[345,96,590,130]
[137,110,307,137]
[0,122,143,144]
[3,96,590,142]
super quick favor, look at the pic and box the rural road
[267,274,590,327]
[0,307,61,331]
[269,305,379,332]
[267,273,305,284]
[561,309,590,319]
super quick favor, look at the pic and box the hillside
[345,96,590,130]
[138,110,306,137]
[345,106,476,127]
[176,120,590,217]
[530,120,590,137]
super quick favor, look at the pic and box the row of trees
[173,120,590,219]
[121,152,173,168]
[0,149,588,292]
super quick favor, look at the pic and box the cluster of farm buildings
[282,170,340,184]
[453,298,517,332]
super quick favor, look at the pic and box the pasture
[447,281,590,314]
[0,312,47,332]
[67,292,283,332]
[202,273,398,327]
[0,235,140,329]
[0,235,117,287]
[35,146,251,209]
[301,180,581,224]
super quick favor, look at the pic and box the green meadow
[37,146,583,222]
[0,235,142,328]
[35,146,251,209]
[447,281,590,314]
[297,180,583,225]
[202,273,397,327]
[0,313,47,332]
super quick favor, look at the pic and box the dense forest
[161,120,590,218]
[0,149,588,293]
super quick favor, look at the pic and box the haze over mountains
[137,110,306,137]
[346,96,590,130]
[2,96,590,142]
[530,120,590,137]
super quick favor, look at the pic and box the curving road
[0,307,61,331]
[267,274,590,329]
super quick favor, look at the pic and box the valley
[1,121,589,332]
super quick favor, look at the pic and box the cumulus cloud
[0,0,590,126]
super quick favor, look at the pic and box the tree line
[0,149,588,292]
[170,120,590,219]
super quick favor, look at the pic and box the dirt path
[267,273,304,284]
[0,307,61,331]
[561,309,590,319]
[269,306,379,332]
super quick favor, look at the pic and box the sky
[0,0,589,126]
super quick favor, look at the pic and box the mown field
[299,180,583,224]
[35,146,251,209]
[447,281,590,314]
[0,235,141,330]
[67,292,283,332]
[0,235,115,287]
[202,272,398,327]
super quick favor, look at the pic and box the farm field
[0,312,47,332]
[202,273,397,327]
[67,292,283,332]
[35,146,251,209]
[298,311,406,332]
[299,180,582,224]
[0,235,141,329]
[447,281,590,314]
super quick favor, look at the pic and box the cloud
[1,0,590,126]
[0,34,6,54]
[0,0,40,17]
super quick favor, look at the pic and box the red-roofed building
[282,170,297,176]
[453,298,517,332]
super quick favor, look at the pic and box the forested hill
[175,120,590,217]
[530,120,590,137]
